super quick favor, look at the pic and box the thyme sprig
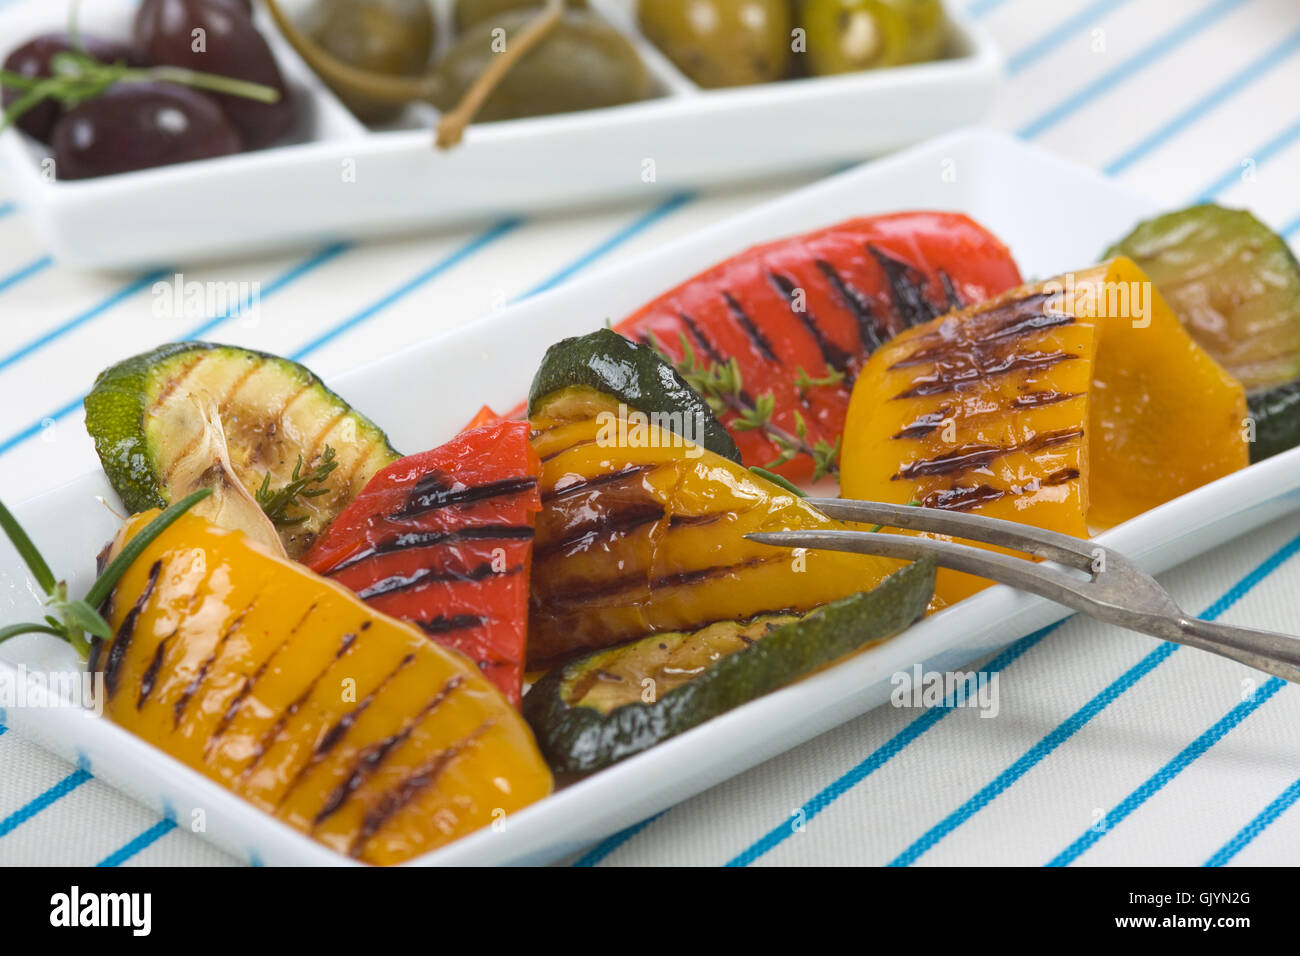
[0,50,280,134]
[0,488,212,658]
[256,446,338,526]
[649,331,843,480]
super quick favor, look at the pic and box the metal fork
[747,498,1300,684]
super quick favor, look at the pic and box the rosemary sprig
[0,50,280,134]
[0,488,212,658]
[648,331,843,479]
[256,446,338,526]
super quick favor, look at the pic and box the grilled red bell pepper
[303,421,541,706]
[614,211,1022,482]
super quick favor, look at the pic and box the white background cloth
[2,0,1300,866]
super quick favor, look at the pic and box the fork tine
[747,530,1098,613]
[803,498,1097,572]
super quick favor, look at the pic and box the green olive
[798,0,947,76]
[433,10,652,121]
[304,0,435,122]
[453,0,588,33]
[638,0,792,88]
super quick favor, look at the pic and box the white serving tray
[0,0,1002,270]
[3,128,1299,867]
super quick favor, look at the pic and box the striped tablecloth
[3,0,1300,867]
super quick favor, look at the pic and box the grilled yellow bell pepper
[92,511,552,865]
[529,415,904,666]
[841,257,1249,604]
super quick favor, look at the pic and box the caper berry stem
[434,0,563,148]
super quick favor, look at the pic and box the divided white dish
[3,128,1299,866]
[0,0,1002,269]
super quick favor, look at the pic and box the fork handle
[1167,617,1300,684]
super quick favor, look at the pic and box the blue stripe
[518,194,694,300]
[0,769,91,838]
[1006,0,1134,76]
[892,527,1300,866]
[0,271,165,375]
[573,812,666,867]
[290,220,522,360]
[966,0,1014,19]
[1050,678,1286,866]
[1193,115,1300,201]
[1104,26,1300,175]
[1017,0,1250,140]
[0,245,347,457]
[0,255,52,295]
[725,623,1063,867]
[0,201,15,220]
[1205,774,1300,866]
[1283,212,1300,238]
[97,819,176,867]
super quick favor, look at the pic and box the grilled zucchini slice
[528,327,741,462]
[524,557,936,773]
[84,342,400,558]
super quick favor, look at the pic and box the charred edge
[347,722,492,859]
[328,526,535,574]
[418,614,488,635]
[539,555,783,609]
[892,351,1078,399]
[356,561,521,601]
[868,245,942,328]
[722,291,779,362]
[535,502,665,559]
[895,428,1084,480]
[207,603,317,753]
[889,291,1068,370]
[173,603,254,730]
[678,311,727,365]
[1045,467,1081,485]
[921,484,1007,511]
[893,407,953,441]
[765,269,854,379]
[239,629,358,781]
[542,464,656,504]
[315,675,465,829]
[540,438,598,464]
[104,561,161,700]
[137,636,169,710]
[938,270,963,311]
[815,258,882,352]
[391,475,538,520]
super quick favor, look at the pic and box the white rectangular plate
[0,0,1001,269]
[3,128,1299,866]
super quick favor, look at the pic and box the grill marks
[347,721,491,858]
[544,465,654,504]
[723,292,778,362]
[895,428,1083,481]
[815,258,883,351]
[868,245,945,328]
[315,674,465,830]
[239,629,359,781]
[766,269,854,379]
[357,561,519,601]
[392,474,538,520]
[173,602,255,729]
[893,351,1077,400]
[103,561,161,699]
[329,525,534,574]
[540,555,785,610]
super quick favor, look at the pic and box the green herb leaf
[256,446,338,525]
[57,598,112,641]
[749,467,808,498]
[0,498,56,595]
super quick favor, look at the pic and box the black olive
[50,81,243,179]
[2,33,145,143]
[133,0,297,148]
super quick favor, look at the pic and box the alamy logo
[1041,272,1152,328]
[595,403,706,459]
[50,886,151,936]
[890,664,999,718]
